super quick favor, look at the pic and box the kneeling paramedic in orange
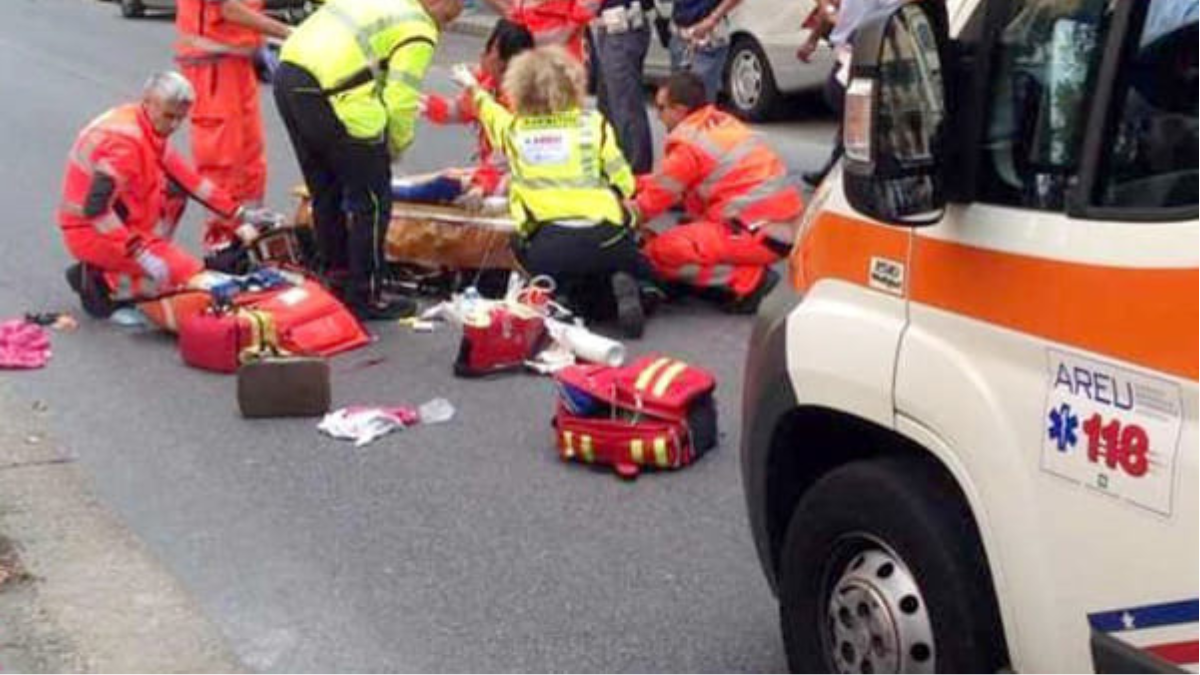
[629,72,802,313]
[175,0,292,250]
[420,19,534,204]
[58,72,281,318]
[274,0,464,321]
[453,46,654,338]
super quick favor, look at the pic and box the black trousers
[273,62,391,303]
[512,223,654,318]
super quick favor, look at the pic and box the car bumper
[739,275,802,595]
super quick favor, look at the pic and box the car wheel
[778,455,1007,673]
[119,0,145,18]
[724,36,781,122]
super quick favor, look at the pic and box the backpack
[552,354,718,479]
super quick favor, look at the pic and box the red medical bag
[453,305,547,378]
[178,309,274,374]
[240,279,369,357]
[552,355,718,478]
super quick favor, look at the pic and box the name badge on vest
[520,131,571,166]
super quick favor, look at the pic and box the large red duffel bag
[178,308,274,374]
[551,355,718,479]
[240,278,369,357]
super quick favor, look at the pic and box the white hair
[142,71,195,105]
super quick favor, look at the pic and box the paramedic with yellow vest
[453,46,655,339]
[273,0,463,321]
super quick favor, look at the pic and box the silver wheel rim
[730,49,763,110]
[825,542,936,673]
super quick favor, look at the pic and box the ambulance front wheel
[777,454,1007,673]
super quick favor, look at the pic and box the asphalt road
[0,1,834,670]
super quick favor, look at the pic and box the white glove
[450,63,480,90]
[135,248,169,284]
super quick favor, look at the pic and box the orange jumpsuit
[635,105,803,298]
[509,0,599,63]
[176,0,266,250]
[58,103,240,297]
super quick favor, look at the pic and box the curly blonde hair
[502,46,586,116]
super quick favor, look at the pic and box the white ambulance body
[740,0,1198,672]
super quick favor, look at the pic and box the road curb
[0,387,244,673]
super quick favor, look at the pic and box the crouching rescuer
[58,71,280,318]
[452,46,656,338]
[630,72,801,313]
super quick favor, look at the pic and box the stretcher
[291,187,519,272]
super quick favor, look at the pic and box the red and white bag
[552,354,718,478]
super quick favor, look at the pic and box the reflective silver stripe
[512,176,606,190]
[721,175,796,218]
[386,68,424,89]
[93,212,124,234]
[675,263,734,288]
[603,156,627,178]
[324,3,431,91]
[651,173,687,197]
[530,25,574,44]
[577,112,597,177]
[549,218,601,229]
[696,138,768,199]
[674,126,726,161]
[179,34,255,58]
[61,201,86,216]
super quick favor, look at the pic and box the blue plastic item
[391,175,465,204]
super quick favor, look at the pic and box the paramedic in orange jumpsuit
[176,0,291,249]
[629,72,802,313]
[480,0,597,63]
[58,72,280,317]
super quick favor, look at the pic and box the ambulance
[739,0,1197,671]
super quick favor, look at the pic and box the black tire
[723,36,781,122]
[119,0,145,17]
[778,455,1007,673]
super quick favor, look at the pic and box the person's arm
[382,35,438,156]
[599,119,635,198]
[632,140,704,222]
[161,146,240,219]
[797,0,837,61]
[468,86,515,152]
[689,0,743,39]
[219,0,293,39]
[74,138,140,248]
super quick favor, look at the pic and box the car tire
[778,455,1007,673]
[724,36,780,122]
[119,0,145,18]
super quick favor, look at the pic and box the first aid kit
[552,354,718,478]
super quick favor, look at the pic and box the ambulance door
[892,0,1199,671]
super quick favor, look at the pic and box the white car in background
[643,0,833,120]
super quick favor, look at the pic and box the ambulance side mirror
[841,1,948,226]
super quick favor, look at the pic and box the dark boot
[65,263,118,318]
[611,271,645,339]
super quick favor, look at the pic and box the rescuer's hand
[450,63,480,90]
[135,248,169,284]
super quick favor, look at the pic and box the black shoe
[65,263,118,318]
[725,268,780,315]
[352,296,418,322]
[611,272,645,339]
[639,284,667,317]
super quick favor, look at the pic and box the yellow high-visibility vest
[280,0,438,154]
[473,91,635,237]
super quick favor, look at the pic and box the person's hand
[796,36,819,62]
[690,15,716,40]
[450,63,480,90]
[135,248,169,284]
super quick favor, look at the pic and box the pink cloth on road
[0,319,51,369]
